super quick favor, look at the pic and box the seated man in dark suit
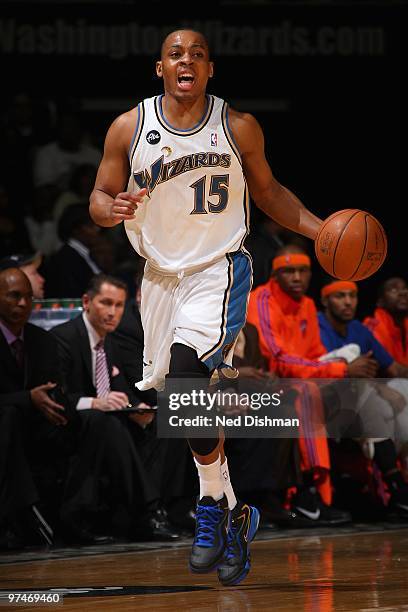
[0,265,53,548]
[51,273,179,541]
[0,267,106,548]
[113,276,196,532]
[43,204,105,299]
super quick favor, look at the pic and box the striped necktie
[95,339,110,397]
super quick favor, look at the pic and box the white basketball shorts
[136,250,252,392]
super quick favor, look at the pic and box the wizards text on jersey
[133,151,231,196]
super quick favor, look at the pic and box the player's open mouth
[178,73,195,90]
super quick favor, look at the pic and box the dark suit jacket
[51,313,137,408]
[0,322,63,412]
[0,322,65,518]
[43,244,97,299]
[112,299,157,406]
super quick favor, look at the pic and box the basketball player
[90,29,325,586]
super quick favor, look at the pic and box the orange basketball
[314,209,387,281]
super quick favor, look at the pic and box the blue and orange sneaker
[189,495,229,573]
[217,501,260,586]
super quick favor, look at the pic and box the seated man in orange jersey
[247,244,378,526]
[319,276,408,518]
[364,277,408,472]
[364,277,408,370]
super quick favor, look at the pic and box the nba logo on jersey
[211,133,218,147]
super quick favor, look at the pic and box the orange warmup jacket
[364,308,408,366]
[247,279,349,504]
[247,279,347,379]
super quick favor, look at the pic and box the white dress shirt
[76,312,105,410]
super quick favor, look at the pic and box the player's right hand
[110,188,148,222]
[92,391,130,411]
[347,351,379,378]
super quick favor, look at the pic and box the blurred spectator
[0,251,45,299]
[364,277,408,475]
[364,277,408,367]
[43,204,104,298]
[33,112,101,194]
[0,92,53,210]
[319,278,408,378]
[53,164,97,223]
[89,231,116,274]
[247,245,375,524]
[51,274,180,542]
[31,112,100,225]
[0,184,32,257]
[0,271,53,549]
[0,268,116,548]
[319,276,408,519]
[24,191,61,256]
[247,245,378,380]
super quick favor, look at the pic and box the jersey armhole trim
[221,102,242,166]
[128,102,145,163]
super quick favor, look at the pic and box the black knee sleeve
[168,343,209,378]
[166,343,218,455]
[188,437,220,456]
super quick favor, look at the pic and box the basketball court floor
[1,523,408,611]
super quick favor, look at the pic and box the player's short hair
[160,29,210,59]
[86,274,128,299]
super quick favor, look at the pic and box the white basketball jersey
[124,95,249,274]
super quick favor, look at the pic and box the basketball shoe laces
[194,504,225,547]
[224,515,244,562]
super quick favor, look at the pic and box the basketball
[314,209,387,281]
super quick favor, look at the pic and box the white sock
[194,456,224,501]
[220,458,237,510]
